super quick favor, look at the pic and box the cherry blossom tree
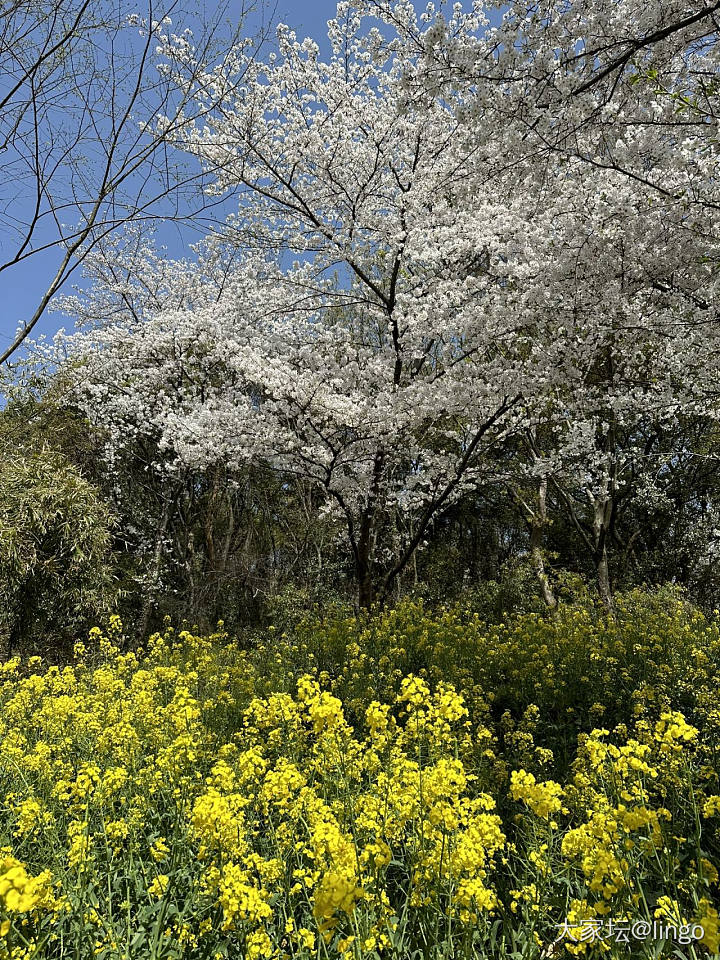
[364,0,720,605]
[56,1,720,610]
[59,8,563,608]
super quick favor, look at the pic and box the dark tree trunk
[138,490,175,640]
[593,498,615,613]
[353,450,385,611]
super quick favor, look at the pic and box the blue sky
[0,0,344,363]
[273,0,341,46]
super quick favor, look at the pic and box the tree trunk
[357,566,374,610]
[593,498,615,613]
[354,450,385,611]
[529,478,558,614]
[596,543,614,611]
[355,504,376,611]
[378,400,519,606]
[138,491,175,640]
[185,531,197,622]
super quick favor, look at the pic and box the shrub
[0,449,116,658]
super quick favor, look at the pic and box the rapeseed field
[1,590,719,958]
